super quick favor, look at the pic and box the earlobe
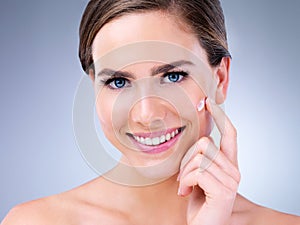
[215,57,230,104]
[88,68,95,83]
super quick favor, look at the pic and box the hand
[177,98,241,225]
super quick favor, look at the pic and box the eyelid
[160,70,189,84]
[100,76,131,90]
[100,76,130,85]
[162,70,188,77]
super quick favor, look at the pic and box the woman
[2,0,300,224]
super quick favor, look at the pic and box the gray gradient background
[0,0,299,220]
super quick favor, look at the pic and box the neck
[129,173,180,200]
[126,173,189,223]
[104,163,190,220]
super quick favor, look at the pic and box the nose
[129,96,167,129]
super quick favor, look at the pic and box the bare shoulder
[1,195,67,225]
[232,193,300,225]
[250,204,300,225]
[1,177,130,225]
[1,181,88,225]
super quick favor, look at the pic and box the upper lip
[126,126,186,139]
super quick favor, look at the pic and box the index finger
[205,98,238,166]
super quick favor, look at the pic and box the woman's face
[90,11,227,178]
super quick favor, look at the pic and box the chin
[122,138,193,181]
[131,153,181,181]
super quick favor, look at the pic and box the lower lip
[131,131,183,154]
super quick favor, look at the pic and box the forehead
[91,11,208,66]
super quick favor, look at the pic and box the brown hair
[79,0,231,74]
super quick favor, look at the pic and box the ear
[214,57,230,104]
[88,68,95,83]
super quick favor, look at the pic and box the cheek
[95,89,133,141]
[95,90,118,140]
[180,81,212,136]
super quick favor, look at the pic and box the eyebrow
[97,68,134,79]
[97,60,194,78]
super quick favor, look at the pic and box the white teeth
[145,138,152,145]
[133,128,181,146]
[160,135,166,143]
[152,137,160,145]
[165,133,171,141]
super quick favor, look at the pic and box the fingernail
[177,187,181,196]
[205,97,212,110]
[205,97,209,105]
[177,170,182,181]
[176,173,180,181]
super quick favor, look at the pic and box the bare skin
[2,11,300,225]
[2,177,299,225]
[2,100,300,224]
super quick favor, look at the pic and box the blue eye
[107,78,129,89]
[114,78,125,88]
[168,73,181,82]
[163,71,188,83]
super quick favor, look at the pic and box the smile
[127,126,186,154]
[133,127,182,146]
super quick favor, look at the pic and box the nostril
[129,96,168,126]
[148,118,167,132]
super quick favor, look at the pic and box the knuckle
[193,153,203,164]
[223,186,237,200]
[197,137,213,154]
[232,168,241,183]
[231,126,237,138]
[215,186,232,198]
[228,179,239,192]
[198,136,211,146]
[236,171,241,183]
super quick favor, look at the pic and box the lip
[126,126,186,154]
[131,127,182,139]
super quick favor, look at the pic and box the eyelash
[100,70,189,89]
[102,77,127,86]
[99,77,131,90]
[162,70,188,83]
